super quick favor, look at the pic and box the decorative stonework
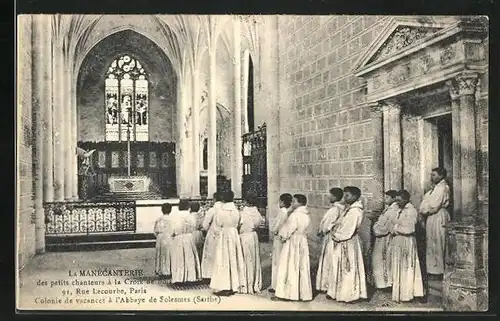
[451,73,479,96]
[387,63,411,85]
[369,26,440,64]
[440,45,456,65]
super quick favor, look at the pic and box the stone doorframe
[352,16,488,311]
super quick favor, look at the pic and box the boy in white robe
[239,193,265,294]
[170,200,202,284]
[154,203,172,278]
[419,167,451,279]
[210,190,247,295]
[390,190,424,302]
[190,202,205,260]
[272,194,313,302]
[326,186,367,303]
[372,190,400,290]
[315,187,344,292]
[269,193,293,293]
[201,192,224,280]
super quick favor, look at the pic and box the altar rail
[44,201,136,235]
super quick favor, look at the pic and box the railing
[44,201,136,235]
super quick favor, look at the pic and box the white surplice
[192,210,205,260]
[239,205,265,294]
[315,201,344,292]
[372,202,400,289]
[390,202,424,302]
[326,201,367,302]
[419,179,451,274]
[154,215,172,276]
[201,201,223,278]
[270,206,291,290]
[275,206,313,301]
[170,210,202,283]
[209,202,247,293]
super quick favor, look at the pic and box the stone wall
[17,15,36,270]
[275,15,391,260]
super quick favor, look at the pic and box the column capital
[380,98,401,114]
[448,72,480,97]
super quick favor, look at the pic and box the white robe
[239,206,265,294]
[201,201,223,278]
[315,202,344,292]
[192,210,205,260]
[326,201,367,302]
[275,206,313,301]
[390,202,424,302]
[154,215,171,276]
[209,202,247,292]
[372,202,400,289]
[270,206,291,290]
[170,210,202,283]
[419,179,451,274]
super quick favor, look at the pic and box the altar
[109,176,151,193]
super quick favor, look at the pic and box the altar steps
[45,233,157,252]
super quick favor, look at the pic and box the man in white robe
[419,167,451,278]
[315,187,344,292]
[269,193,293,293]
[372,190,400,290]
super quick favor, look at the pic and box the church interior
[16,15,489,311]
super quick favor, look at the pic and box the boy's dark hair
[329,187,344,201]
[223,190,235,202]
[343,186,361,199]
[214,192,223,202]
[161,203,172,214]
[190,202,200,212]
[178,199,190,211]
[245,192,259,207]
[385,190,398,198]
[432,167,447,178]
[293,194,307,206]
[279,193,293,208]
[397,189,411,201]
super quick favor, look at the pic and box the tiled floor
[17,243,443,312]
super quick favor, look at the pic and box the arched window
[105,54,149,142]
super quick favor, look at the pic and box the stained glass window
[105,55,149,141]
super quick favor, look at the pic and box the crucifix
[126,122,132,176]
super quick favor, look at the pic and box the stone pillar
[382,100,403,190]
[443,72,488,311]
[232,18,243,198]
[369,102,385,213]
[241,51,249,134]
[191,69,201,198]
[64,56,73,200]
[52,43,65,201]
[42,22,54,203]
[447,79,462,221]
[71,71,79,200]
[261,16,280,237]
[32,15,51,253]
[176,74,192,199]
[207,48,217,197]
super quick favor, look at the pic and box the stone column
[52,43,65,201]
[443,72,488,311]
[191,68,201,198]
[207,48,217,197]
[369,102,385,213]
[382,100,403,190]
[42,21,54,203]
[176,74,193,199]
[32,15,51,253]
[232,18,243,198]
[447,79,462,221]
[71,70,79,200]
[64,55,73,200]
[241,51,249,134]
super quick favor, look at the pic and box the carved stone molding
[369,26,440,64]
[381,99,401,113]
[367,102,383,114]
[450,73,479,96]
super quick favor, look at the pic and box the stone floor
[17,243,443,311]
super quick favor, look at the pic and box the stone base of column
[443,222,488,311]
